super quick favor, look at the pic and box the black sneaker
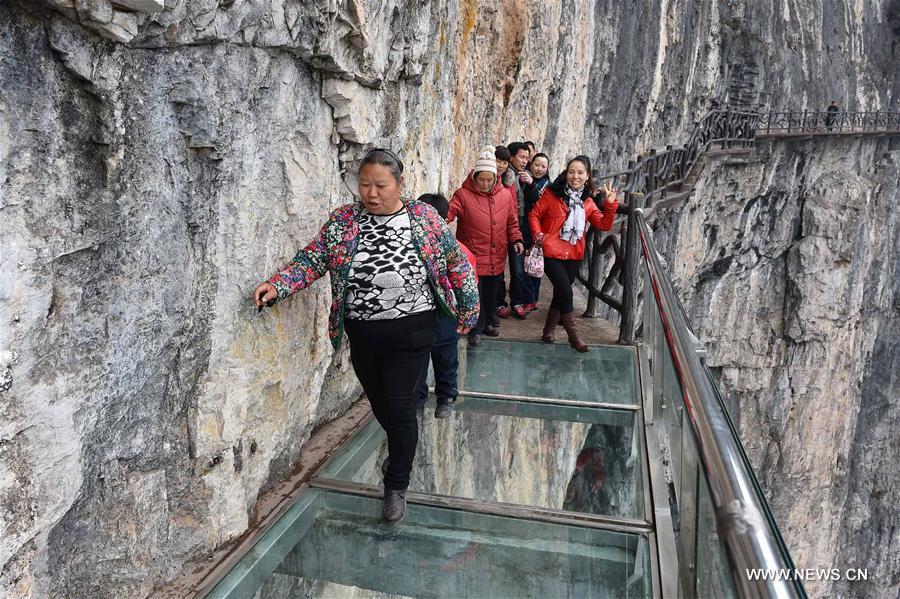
[483,325,500,337]
[468,334,482,347]
[434,398,455,419]
[383,489,407,523]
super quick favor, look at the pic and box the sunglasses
[364,147,404,173]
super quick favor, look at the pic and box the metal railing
[636,209,806,598]
[579,109,900,342]
[580,110,759,342]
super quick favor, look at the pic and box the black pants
[473,274,502,336]
[415,315,459,406]
[544,257,581,314]
[345,310,435,490]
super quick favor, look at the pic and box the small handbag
[524,244,545,278]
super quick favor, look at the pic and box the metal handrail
[634,209,805,598]
[581,110,759,339]
[582,108,900,343]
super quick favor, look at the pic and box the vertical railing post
[662,145,673,199]
[618,190,643,344]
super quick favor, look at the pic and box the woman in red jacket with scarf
[449,146,524,346]
[528,155,618,352]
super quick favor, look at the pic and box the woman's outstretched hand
[513,241,525,255]
[253,282,278,306]
[598,182,618,204]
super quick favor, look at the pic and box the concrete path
[491,275,621,346]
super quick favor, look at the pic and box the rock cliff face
[651,137,900,599]
[0,0,897,597]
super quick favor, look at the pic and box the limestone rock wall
[0,0,897,597]
[0,1,647,596]
[651,137,900,598]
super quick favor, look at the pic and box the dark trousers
[523,274,542,305]
[473,274,502,336]
[345,310,435,490]
[544,257,581,314]
[496,249,527,307]
[508,249,526,306]
[416,315,459,405]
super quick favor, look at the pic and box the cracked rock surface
[651,138,900,599]
[0,0,897,597]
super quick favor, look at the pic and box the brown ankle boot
[560,312,589,352]
[542,308,561,343]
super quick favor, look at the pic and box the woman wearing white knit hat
[448,146,524,346]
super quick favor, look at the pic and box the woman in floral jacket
[252,149,479,523]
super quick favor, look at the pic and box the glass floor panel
[318,395,646,521]
[446,338,639,405]
[209,490,652,599]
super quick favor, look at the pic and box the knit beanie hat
[472,145,498,177]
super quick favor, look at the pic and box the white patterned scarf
[560,186,587,245]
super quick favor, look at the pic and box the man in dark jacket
[496,142,534,319]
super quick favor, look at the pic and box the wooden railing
[580,109,899,343]
[760,110,900,135]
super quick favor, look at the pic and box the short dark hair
[494,145,511,161]
[524,141,536,151]
[507,141,529,158]
[416,193,449,219]
[529,153,549,175]
[361,148,404,181]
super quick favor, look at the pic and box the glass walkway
[199,212,806,599]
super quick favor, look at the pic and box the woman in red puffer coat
[448,146,524,346]
[529,154,619,352]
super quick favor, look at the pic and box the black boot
[434,397,455,418]
[383,488,407,523]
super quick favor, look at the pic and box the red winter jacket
[448,172,523,276]
[529,187,618,261]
